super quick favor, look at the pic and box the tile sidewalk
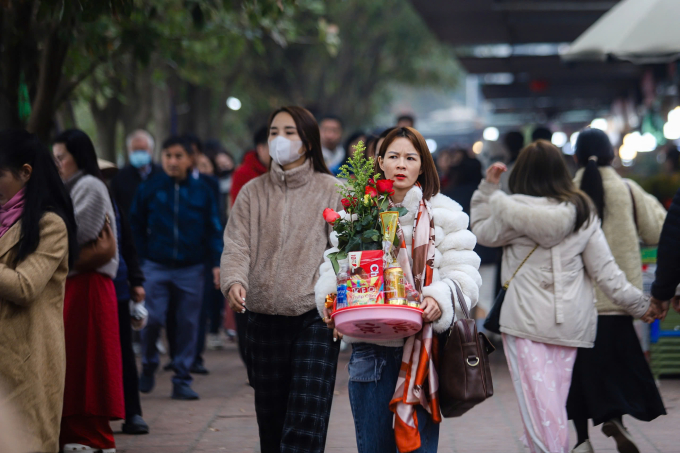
[112,343,680,453]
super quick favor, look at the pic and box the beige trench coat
[0,213,69,453]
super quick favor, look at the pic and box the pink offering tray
[332,305,424,340]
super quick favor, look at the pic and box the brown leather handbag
[438,280,495,418]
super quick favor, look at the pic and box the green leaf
[327,252,339,274]
[395,207,409,217]
[346,235,362,252]
[362,229,380,238]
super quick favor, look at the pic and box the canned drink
[407,301,421,308]
[384,265,406,303]
[388,298,408,306]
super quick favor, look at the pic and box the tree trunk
[0,2,35,130]
[26,23,70,141]
[91,96,123,162]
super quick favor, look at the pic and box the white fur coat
[314,186,482,347]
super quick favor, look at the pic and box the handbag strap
[502,244,539,290]
[444,278,470,320]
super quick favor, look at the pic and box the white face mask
[268,135,304,166]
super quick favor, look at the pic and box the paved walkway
[112,343,680,452]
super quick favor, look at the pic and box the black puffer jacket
[651,188,680,300]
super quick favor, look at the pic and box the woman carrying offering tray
[315,127,482,453]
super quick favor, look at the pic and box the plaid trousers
[245,309,340,453]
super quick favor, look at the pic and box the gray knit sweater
[66,172,119,279]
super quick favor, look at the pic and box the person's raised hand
[228,283,247,314]
[485,162,507,185]
[421,296,442,323]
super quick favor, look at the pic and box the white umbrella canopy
[562,0,680,64]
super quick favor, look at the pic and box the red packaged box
[347,250,384,306]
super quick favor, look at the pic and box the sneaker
[156,339,166,355]
[63,444,115,453]
[139,373,155,394]
[190,362,210,375]
[121,414,149,435]
[571,440,594,453]
[602,419,639,453]
[172,383,200,400]
[206,333,225,350]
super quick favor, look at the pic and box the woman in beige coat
[567,128,667,453]
[0,130,77,452]
[470,140,661,453]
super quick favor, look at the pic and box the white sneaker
[156,339,166,355]
[63,444,116,453]
[207,333,225,350]
[571,440,594,453]
[602,419,639,453]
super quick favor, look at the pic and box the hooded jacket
[315,185,482,347]
[574,166,666,314]
[471,181,649,348]
[230,150,268,206]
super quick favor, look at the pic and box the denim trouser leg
[347,344,440,453]
[141,262,172,375]
[194,264,214,366]
[169,264,205,386]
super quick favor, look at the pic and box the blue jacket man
[130,136,222,400]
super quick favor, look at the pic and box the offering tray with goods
[322,143,423,340]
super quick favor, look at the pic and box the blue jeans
[348,344,440,453]
[141,261,204,386]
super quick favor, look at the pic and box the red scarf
[389,189,441,453]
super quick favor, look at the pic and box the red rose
[376,179,394,195]
[365,186,378,198]
[368,178,375,185]
[323,208,341,224]
[341,198,352,209]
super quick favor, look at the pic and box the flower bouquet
[322,142,423,340]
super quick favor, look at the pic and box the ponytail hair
[575,128,614,220]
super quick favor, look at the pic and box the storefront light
[472,141,484,154]
[590,118,608,131]
[483,127,499,141]
[551,132,567,148]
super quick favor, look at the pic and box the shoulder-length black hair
[268,106,332,175]
[575,128,615,220]
[509,140,593,232]
[0,129,78,267]
[53,129,105,182]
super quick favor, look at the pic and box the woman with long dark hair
[220,106,342,453]
[0,129,76,453]
[53,129,125,453]
[471,140,662,453]
[316,128,482,453]
[567,128,667,453]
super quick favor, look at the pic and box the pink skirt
[502,334,577,453]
